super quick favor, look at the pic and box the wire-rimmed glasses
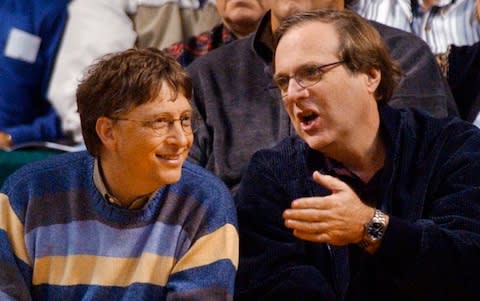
[111,114,195,136]
[273,61,344,98]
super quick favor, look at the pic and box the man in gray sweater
[187,0,457,194]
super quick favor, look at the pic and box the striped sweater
[0,151,238,300]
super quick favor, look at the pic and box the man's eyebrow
[146,109,193,119]
[274,63,319,77]
[273,71,288,78]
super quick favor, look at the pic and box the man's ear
[366,68,381,94]
[96,117,116,151]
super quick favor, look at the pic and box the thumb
[312,171,345,192]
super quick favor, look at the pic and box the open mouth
[298,111,319,127]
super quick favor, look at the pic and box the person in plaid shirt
[165,0,269,67]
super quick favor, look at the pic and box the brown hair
[274,9,403,103]
[76,48,192,157]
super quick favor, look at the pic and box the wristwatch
[359,209,388,250]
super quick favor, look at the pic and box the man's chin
[303,135,330,153]
[157,171,182,186]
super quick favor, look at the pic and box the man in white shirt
[47,0,220,144]
[350,0,480,54]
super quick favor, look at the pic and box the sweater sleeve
[6,107,61,145]
[0,193,33,301]
[374,121,480,300]
[234,151,336,301]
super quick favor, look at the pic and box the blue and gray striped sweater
[0,151,238,300]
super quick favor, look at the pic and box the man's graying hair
[274,9,403,103]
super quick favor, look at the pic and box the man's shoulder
[2,151,91,191]
[28,0,69,23]
[182,160,224,180]
[371,20,430,49]
[6,0,68,14]
[179,161,233,197]
[392,106,480,152]
[187,34,255,73]
[250,136,307,167]
[175,161,236,221]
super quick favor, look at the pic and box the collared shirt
[350,0,480,54]
[164,23,237,67]
[93,159,153,209]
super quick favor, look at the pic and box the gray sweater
[187,11,457,193]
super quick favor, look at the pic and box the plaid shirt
[165,23,237,67]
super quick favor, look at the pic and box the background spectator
[350,0,480,54]
[134,0,221,49]
[446,0,480,126]
[165,0,268,66]
[48,0,219,144]
[447,41,480,126]
[0,0,69,148]
[186,0,457,194]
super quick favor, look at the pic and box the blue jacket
[0,0,68,144]
[235,104,480,300]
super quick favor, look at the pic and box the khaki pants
[133,2,222,49]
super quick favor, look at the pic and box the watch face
[368,222,385,240]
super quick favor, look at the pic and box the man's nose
[285,77,308,102]
[165,121,189,146]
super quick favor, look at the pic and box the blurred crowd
[0,0,478,150]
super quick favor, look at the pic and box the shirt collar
[221,24,237,44]
[93,159,152,209]
[418,0,455,8]
[252,11,275,64]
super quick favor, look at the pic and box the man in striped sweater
[0,48,238,300]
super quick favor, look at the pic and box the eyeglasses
[273,61,344,98]
[112,114,195,136]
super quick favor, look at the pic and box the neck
[225,22,253,39]
[337,133,385,184]
[99,156,153,207]
[324,110,384,183]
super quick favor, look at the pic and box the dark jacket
[235,104,480,300]
[187,11,457,193]
[448,41,480,123]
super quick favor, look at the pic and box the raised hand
[283,171,375,246]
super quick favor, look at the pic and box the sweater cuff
[5,127,37,145]
[376,215,422,269]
